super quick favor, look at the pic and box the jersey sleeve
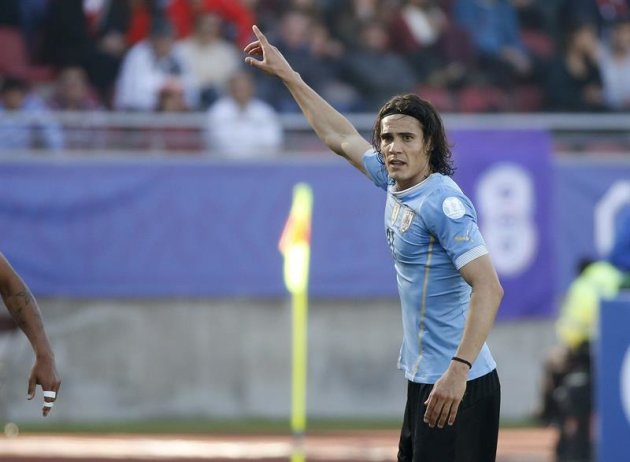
[362,149,389,191]
[421,188,488,270]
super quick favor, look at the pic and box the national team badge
[390,202,401,225]
[400,208,415,233]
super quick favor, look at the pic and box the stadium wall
[2,298,555,423]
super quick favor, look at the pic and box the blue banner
[597,295,630,462]
[554,160,630,294]
[0,130,554,319]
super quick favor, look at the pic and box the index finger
[252,25,269,45]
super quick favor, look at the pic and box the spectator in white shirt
[206,70,283,159]
[114,16,198,111]
[176,12,242,108]
[601,17,630,110]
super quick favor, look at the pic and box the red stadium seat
[0,26,54,82]
[512,84,544,112]
[457,86,509,113]
[0,27,29,77]
[416,85,456,112]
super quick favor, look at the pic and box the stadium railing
[0,111,629,156]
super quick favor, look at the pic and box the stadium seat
[0,26,54,82]
[457,86,509,113]
[416,85,456,112]
[0,27,29,77]
[512,84,544,112]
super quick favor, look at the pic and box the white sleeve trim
[455,245,489,270]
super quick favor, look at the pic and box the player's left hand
[27,354,61,417]
[423,364,467,428]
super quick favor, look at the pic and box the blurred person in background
[537,208,630,461]
[0,76,64,152]
[114,16,199,111]
[126,0,255,48]
[156,80,190,113]
[255,8,348,112]
[322,0,384,47]
[151,80,200,151]
[42,0,131,106]
[555,0,630,35]
[47,66,105,151]
[388,0,454,83]
[341,19,416,111]
[0,252,60,417]
[176,12,242,109]
[308,20,359,111]
[245,26,503,462]
[206,70,283,158]
[545,21,605,111]
[48,66,102,111]
[600,17,630,110]
[454,0,533,88]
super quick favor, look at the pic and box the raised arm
[244,25,371,173]
[0,252,60,416]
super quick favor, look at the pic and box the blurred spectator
[536,209,630,460]
[388,0,448,80]
[341,19,416,111]
[545,21,605,111]
[47,67,106,150]
[512,0,557,72]
[176,12,242,109]
[556,0,630,35]
[256,9,347,112]
[152,80,201,151]
[322,0,383,47]
[127,0,255,48]
[0,76,63,152]
[308,20,359,111]
[206,70,283,158]
[388,0,472,87]
[454,0,533,88]
[48,66,102,111]
[114,17,199,111]
[42,0,131,105]
[600,17,630,110]
[156,80,190,112]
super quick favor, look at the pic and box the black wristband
[451,356,472,369]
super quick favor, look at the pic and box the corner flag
[279,183,313,462]
[279,183,313,294]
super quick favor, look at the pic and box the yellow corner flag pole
[278,183,313,462]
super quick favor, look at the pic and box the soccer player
[0,252,60,416]
[244,26,503,462]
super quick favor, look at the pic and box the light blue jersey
[363,149,496,383]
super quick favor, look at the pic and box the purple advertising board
[0,130,553,319]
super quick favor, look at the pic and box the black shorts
[397,369,501,462]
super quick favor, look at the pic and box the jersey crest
[400,208,415,233]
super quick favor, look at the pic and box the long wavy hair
[371,94,455,176]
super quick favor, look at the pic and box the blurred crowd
[1,0,630,153]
